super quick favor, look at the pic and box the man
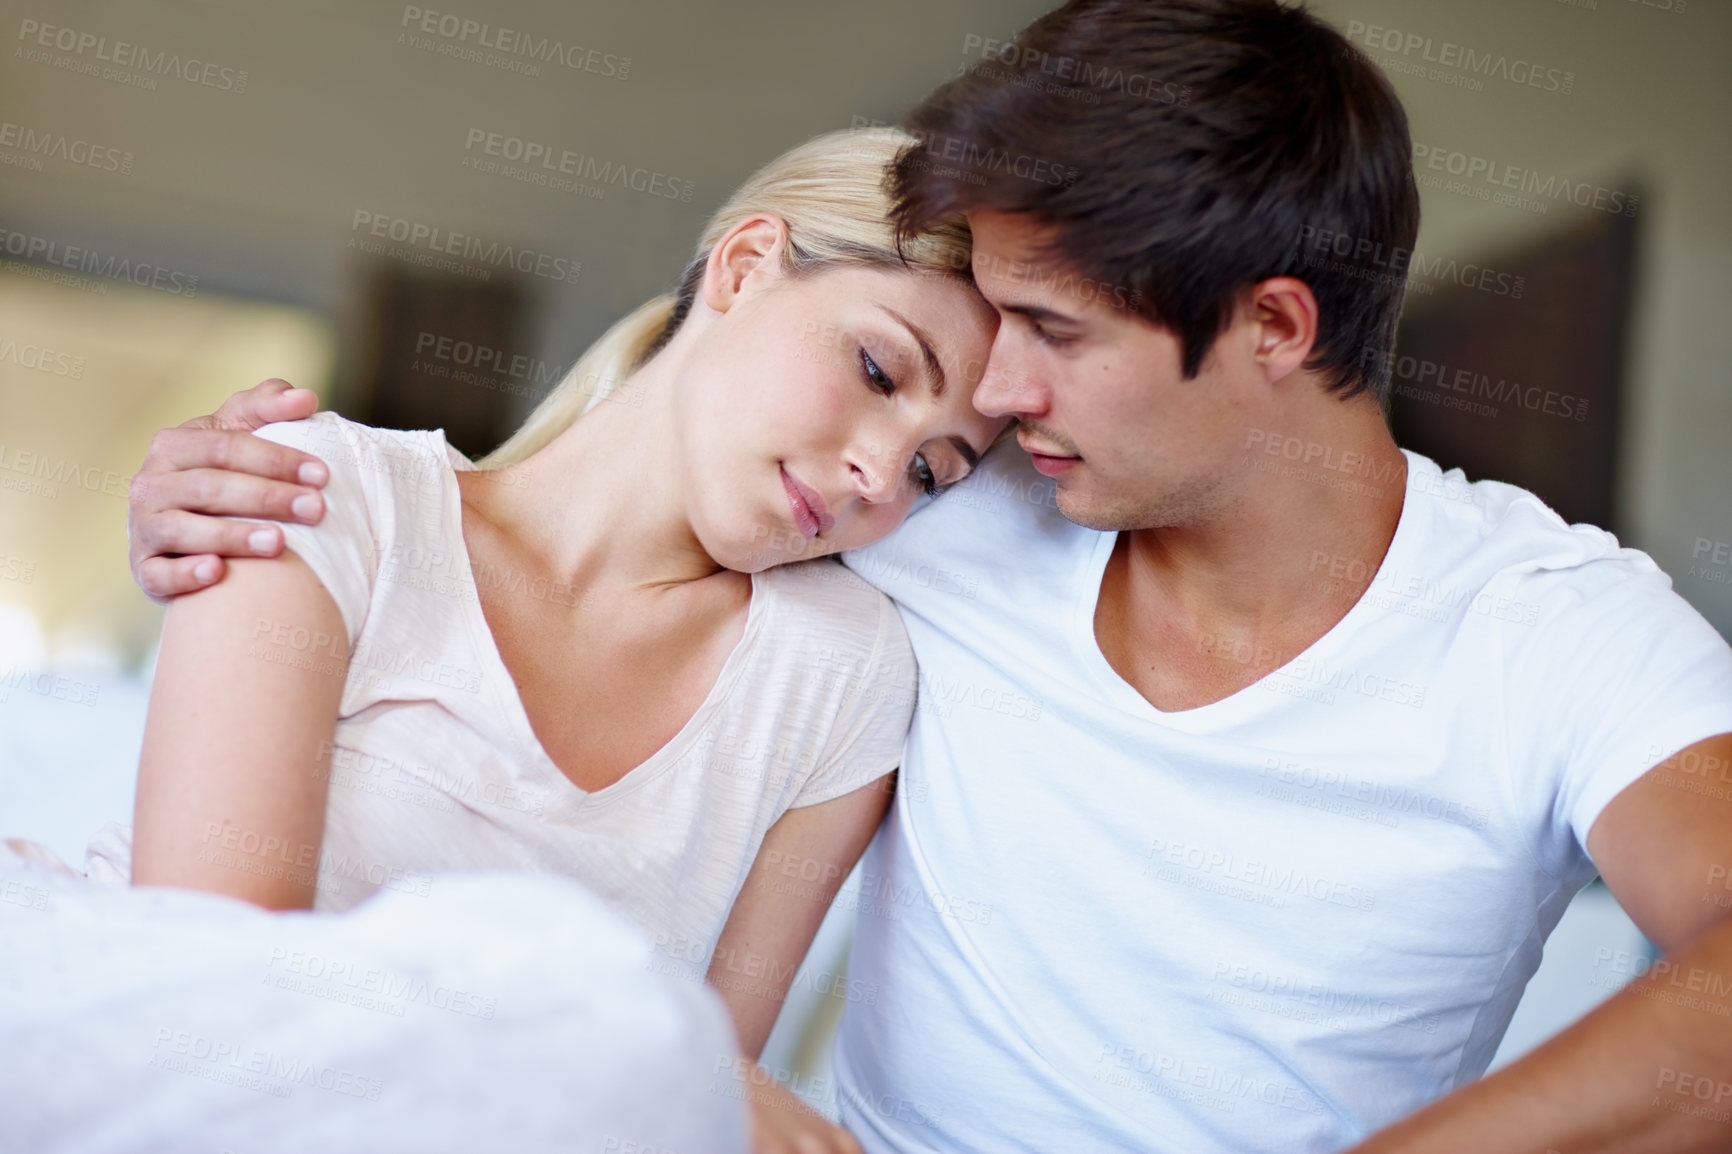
[128,1,1732,1150]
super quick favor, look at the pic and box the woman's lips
[781,466,835,538]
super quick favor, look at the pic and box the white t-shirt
[834,443,1732,1153]
[95,412,914,973]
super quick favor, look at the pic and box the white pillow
[0,850,747,1153]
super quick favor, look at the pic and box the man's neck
[1096,402,1407,712]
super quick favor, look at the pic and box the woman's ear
[700,215,790,314]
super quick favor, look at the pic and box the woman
[119,127,1008,1149]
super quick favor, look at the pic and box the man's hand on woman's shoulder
[128,378,332,602]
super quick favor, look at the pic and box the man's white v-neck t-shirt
[93,412,915,973]
[835,442,1732,1153]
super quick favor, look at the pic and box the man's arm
[706,775,893,1154]
[1349,733,1732,1154]
[128,379,330,601]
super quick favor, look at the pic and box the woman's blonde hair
[481,127,974,467]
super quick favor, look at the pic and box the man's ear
[1246,276,1320,386]
[700,215,790,314]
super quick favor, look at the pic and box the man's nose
[972,342,1046,419]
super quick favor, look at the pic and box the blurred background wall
[0,0,1724,1111]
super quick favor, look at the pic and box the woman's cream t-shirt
[99,412,915,972]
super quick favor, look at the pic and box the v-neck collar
[437,434,771,810]
[1068,451,1421,731]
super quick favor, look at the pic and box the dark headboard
[1387,201,1640,532]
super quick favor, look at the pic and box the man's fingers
[135,554,224,602]
[138,427,329,491]
[134,468,324,525]
[133,509,291,562]
[126,382,325,602]
[202,378,322,434]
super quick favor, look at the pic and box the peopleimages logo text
[1344,21,1574,94]
[16,19,249,92]
[463,130,694,201]
[399,7,629,78]
[0,227,197,295]
[349,211,582,285]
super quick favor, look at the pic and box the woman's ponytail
[480,292,678,467]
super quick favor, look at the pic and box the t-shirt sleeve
[840,438,1015,595]
[788,591,917,809]
[840,497,936,595]
[1502,557,1732,868]
[248,415,380,645]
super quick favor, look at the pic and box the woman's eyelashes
[910,452,940,498]
[858,346,946,499]
[859,347,896,394]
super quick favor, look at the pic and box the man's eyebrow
[876,304,946,398]
[1000,301,1080,327]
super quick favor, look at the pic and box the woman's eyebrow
[947,436,980,471]
[875,304,947,398]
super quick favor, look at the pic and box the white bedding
[0,848,747,1153]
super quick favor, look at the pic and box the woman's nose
[847,441,900,503]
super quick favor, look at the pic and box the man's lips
[1017,432,1081,476]
[1017,431,1079,459]
[781,466,835,538]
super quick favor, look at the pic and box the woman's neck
[459,362,733,596]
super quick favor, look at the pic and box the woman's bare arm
[131,549,347,909]
[707,774,894,1154]
[709,776,892,1058]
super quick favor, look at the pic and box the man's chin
[1053,485,1125,532]
[1052,478,1189,533]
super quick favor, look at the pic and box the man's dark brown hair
[891,0,1420,400]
